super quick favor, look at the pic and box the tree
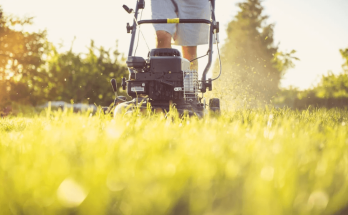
[0,5,47,107]
[213,0,297,108]
[0,5,128,109]
[340,48,348,73]
[313,48,348,99]
[273,47,348,108]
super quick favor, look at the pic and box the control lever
[123,5,133,14]
[122,77,127,90]
[110,79,118,97]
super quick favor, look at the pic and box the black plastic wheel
[209,98,220,113]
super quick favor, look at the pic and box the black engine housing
[126,48,186,101]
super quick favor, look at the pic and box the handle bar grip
[138,0,145,9]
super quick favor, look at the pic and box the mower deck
[113,98,205,118]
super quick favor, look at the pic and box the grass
[1,107,348,215]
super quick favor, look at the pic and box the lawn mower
[108,0,221,117]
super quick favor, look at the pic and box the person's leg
[156,30,172,48]
[151,0,176,48]
[175,0,210,71]
[182,46,198,71]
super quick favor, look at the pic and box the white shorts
[151,0,211,46]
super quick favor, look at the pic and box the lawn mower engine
[112,48,208,117]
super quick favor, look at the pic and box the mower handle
[127,0,217,93]
[137,19,212,25]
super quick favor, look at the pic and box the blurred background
[1,0,348,113]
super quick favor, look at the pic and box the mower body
[114,48,206,117]
[109,0,220,117]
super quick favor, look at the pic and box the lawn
[1,108,348,215]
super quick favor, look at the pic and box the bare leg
[182,46,198,71]
[156,31,172,48]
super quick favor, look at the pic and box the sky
[2,0,348,90]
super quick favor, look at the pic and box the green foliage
[43,41,128,106]
[1,109,348,214]
[314,48,348,99]
[0,5,47,107]
[0,6,128,108]
[213,0,298,108]
[340,48,348,72]
[273,50,299,74]
[315,72,348,99]
[272,86,301,107]
[274,47,348,108]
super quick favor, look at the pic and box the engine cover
[126,48,192,101]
